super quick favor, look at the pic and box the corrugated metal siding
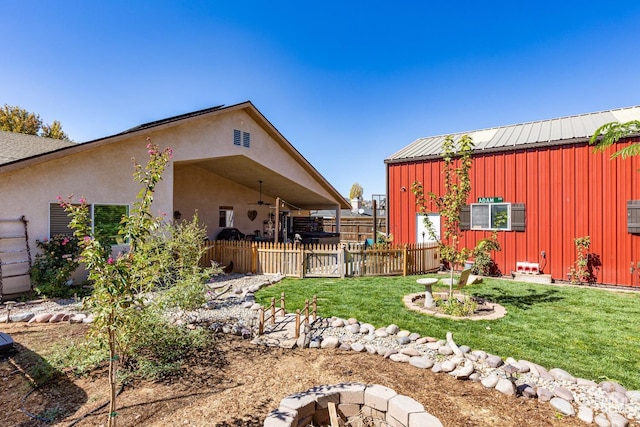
[387,139,640,287]
[386,106,640,162]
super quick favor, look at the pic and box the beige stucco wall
[0,106,341,294]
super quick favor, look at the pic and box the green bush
[29,235,82,298]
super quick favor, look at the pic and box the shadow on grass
[472,286,565,310]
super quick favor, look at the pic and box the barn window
[628,200,640,234]
[470,203,511,230]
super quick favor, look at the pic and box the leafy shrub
[471,233,501,276]
[29,235,82,298]
[436,294,478,317]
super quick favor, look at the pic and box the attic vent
[242,131,250,148]
[233,129,241,146]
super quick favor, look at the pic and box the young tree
[60,140,172,427]
[0,104,70,140]
[412,134,474,299]
[589,120,640,159]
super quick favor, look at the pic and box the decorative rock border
[403,292,507,320]
[264,382,443,427]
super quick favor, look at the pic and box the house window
[219,206,234,227]
[470,203,511,230]
[93,204,129,245]
[49,202,129,245]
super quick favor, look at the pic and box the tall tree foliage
[589,120,640,159]
[412,134,474,298]
[349,182,364,200]
[0,104,70,140]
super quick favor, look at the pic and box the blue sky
[3,1,640,199]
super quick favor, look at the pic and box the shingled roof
[0,131,75,166]
[386,105,640,163]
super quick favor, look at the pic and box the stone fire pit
[264,382,442,427]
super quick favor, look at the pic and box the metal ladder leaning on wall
[0,216,32,300]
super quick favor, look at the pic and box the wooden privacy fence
[200,240,440,278]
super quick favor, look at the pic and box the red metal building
[385,106,640,287]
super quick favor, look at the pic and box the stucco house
[0,101,350,295]
[385,106,640,288]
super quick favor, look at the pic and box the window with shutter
[511,203,526,231]
[49,203,76,237]
[628,200,640,234]
[460,205,470,230]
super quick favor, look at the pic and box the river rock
[553,387,574,402]
[627,390,640,402]
[386,324,399,335]
[495,378,515,396]
[10,312,34,322]
[331,319,345,328]
[607,412,629,427]
[550,397,575,416]
[415,337,428,345]
[351,342,365,352]
[384,349,398,359]
[389,353,411,363]
[481,374,499,389]
[451,359,474,379]
[375,328,389,338]
[431,362,443,373]
[485,354,503,368]
[594,413,610,427]
[400,347,420,357]
[365,344,377,354]
[537,387,554,402]
[29,313,52,323]
[320,337,339,349]
[360,323,375,334]
[438,345,453,356]
[608,391,629,405]
[397,330,410,338]
[397,336,411,345]
[549,368,576,383]
[338,343,351,351]
[347,317,358,325]
[578,406,594,424]
[519,385,537,399]
[347,324,360,334]
[409,332,421,341]
[409,356,434,369]
[601,381,627,395]
[440,359,457,373]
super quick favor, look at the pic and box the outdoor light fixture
[173,210,182,220]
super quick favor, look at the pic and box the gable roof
[386,105,640,163]
[0,131,75,166]
[0,101,350,210]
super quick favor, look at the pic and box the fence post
[295,309,301,339]
[258,307,264,335]
[304,299,309,325]
[270,297,276,325]
[280,292,286,317]
[403,245,408,276]
[252,243,258,274]
[312,295,317,321]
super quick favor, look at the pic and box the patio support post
[275,197,280,243]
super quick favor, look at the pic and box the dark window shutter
[511,203,526,231]
[233,129,241,146]
[49,203,76,237]
[460,205,470,230]
[242,131,250,148]
[628,200,640,234]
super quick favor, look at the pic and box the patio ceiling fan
[250,180,271,205]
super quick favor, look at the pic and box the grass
[256,275,640,390]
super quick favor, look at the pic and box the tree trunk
[108,311,117,427]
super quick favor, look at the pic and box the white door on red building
[416,213,440,243]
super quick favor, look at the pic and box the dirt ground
[0,322,587,427]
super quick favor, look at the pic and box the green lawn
[255,275,640,390]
